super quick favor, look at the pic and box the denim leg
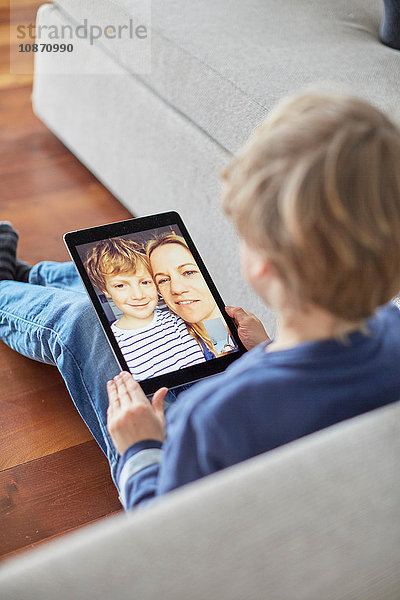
[29,261,84,292]
[0,280,121,483]
[0,265,195,488]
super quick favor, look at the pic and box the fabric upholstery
[1,401,399,599]
[50,0,398,154]
[20,3,400,597]
[32,1,399,330]
[32,5,273,330]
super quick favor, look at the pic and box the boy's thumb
[226,305,246,322]
[152,387,168,416]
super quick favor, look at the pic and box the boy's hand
[225,306,270,351]
[107,372,168,456]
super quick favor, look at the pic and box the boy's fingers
[152,387,168,417]
[107,380,119,407]
[225,306,248,323]
[114,374,133,409]
[119,371,148,406]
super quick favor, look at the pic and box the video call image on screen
[77,224,238,382]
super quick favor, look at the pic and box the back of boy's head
[222,90,400,320]
[85,238,149,292]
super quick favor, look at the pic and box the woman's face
[150,243,217,323]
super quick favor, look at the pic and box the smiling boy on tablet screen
[84,238,207,381]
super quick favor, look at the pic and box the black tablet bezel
[64,211,246,395]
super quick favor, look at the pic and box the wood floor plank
[0,345,93,470]
[0,441,122,558]
[1,512,118,562]
[0,85,36,123]
[1,154,96,200]
[0,130,73,175]
[1,1,39,82]
[4,0,43,8]
[7,2,42,29]
[0,0,130,559]
[0,73,32,90]
[4,183,131,264]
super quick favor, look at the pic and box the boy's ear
[253,255,271,279]
[239,241,274,299]
[241,242,270,279]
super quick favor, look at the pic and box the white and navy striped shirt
[111,307,206,381]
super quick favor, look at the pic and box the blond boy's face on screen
[150,243,218,323]
[104,263,158,326]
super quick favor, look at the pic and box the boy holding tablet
[84,238,206,381]
[106,90,400,509]
[1,89,400,509]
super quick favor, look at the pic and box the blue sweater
[117,303,400,510]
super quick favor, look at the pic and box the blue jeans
[0,261,190,486]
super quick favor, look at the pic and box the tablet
[64,211,246,395]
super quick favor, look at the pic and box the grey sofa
[31,0,400,335]
[2,1,399,597]
[1,400,399,599]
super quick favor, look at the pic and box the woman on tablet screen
[85,238,209,382]
[146,233,236,357]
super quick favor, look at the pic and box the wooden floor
[0,0,130,560]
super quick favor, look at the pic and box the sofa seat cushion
[50,0,399,154]
[1,400,399,599]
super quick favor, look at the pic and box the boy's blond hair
[85,237,149,292]
[222,90,400,320]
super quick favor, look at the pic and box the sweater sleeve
[117,350,261,510]
[117,439,163,509]
[116,377,230,509]
[116,406,213,509]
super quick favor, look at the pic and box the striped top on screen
[111,307,206,381]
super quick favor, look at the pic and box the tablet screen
[65,212,245,394]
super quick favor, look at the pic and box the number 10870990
[18,43,74,53]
